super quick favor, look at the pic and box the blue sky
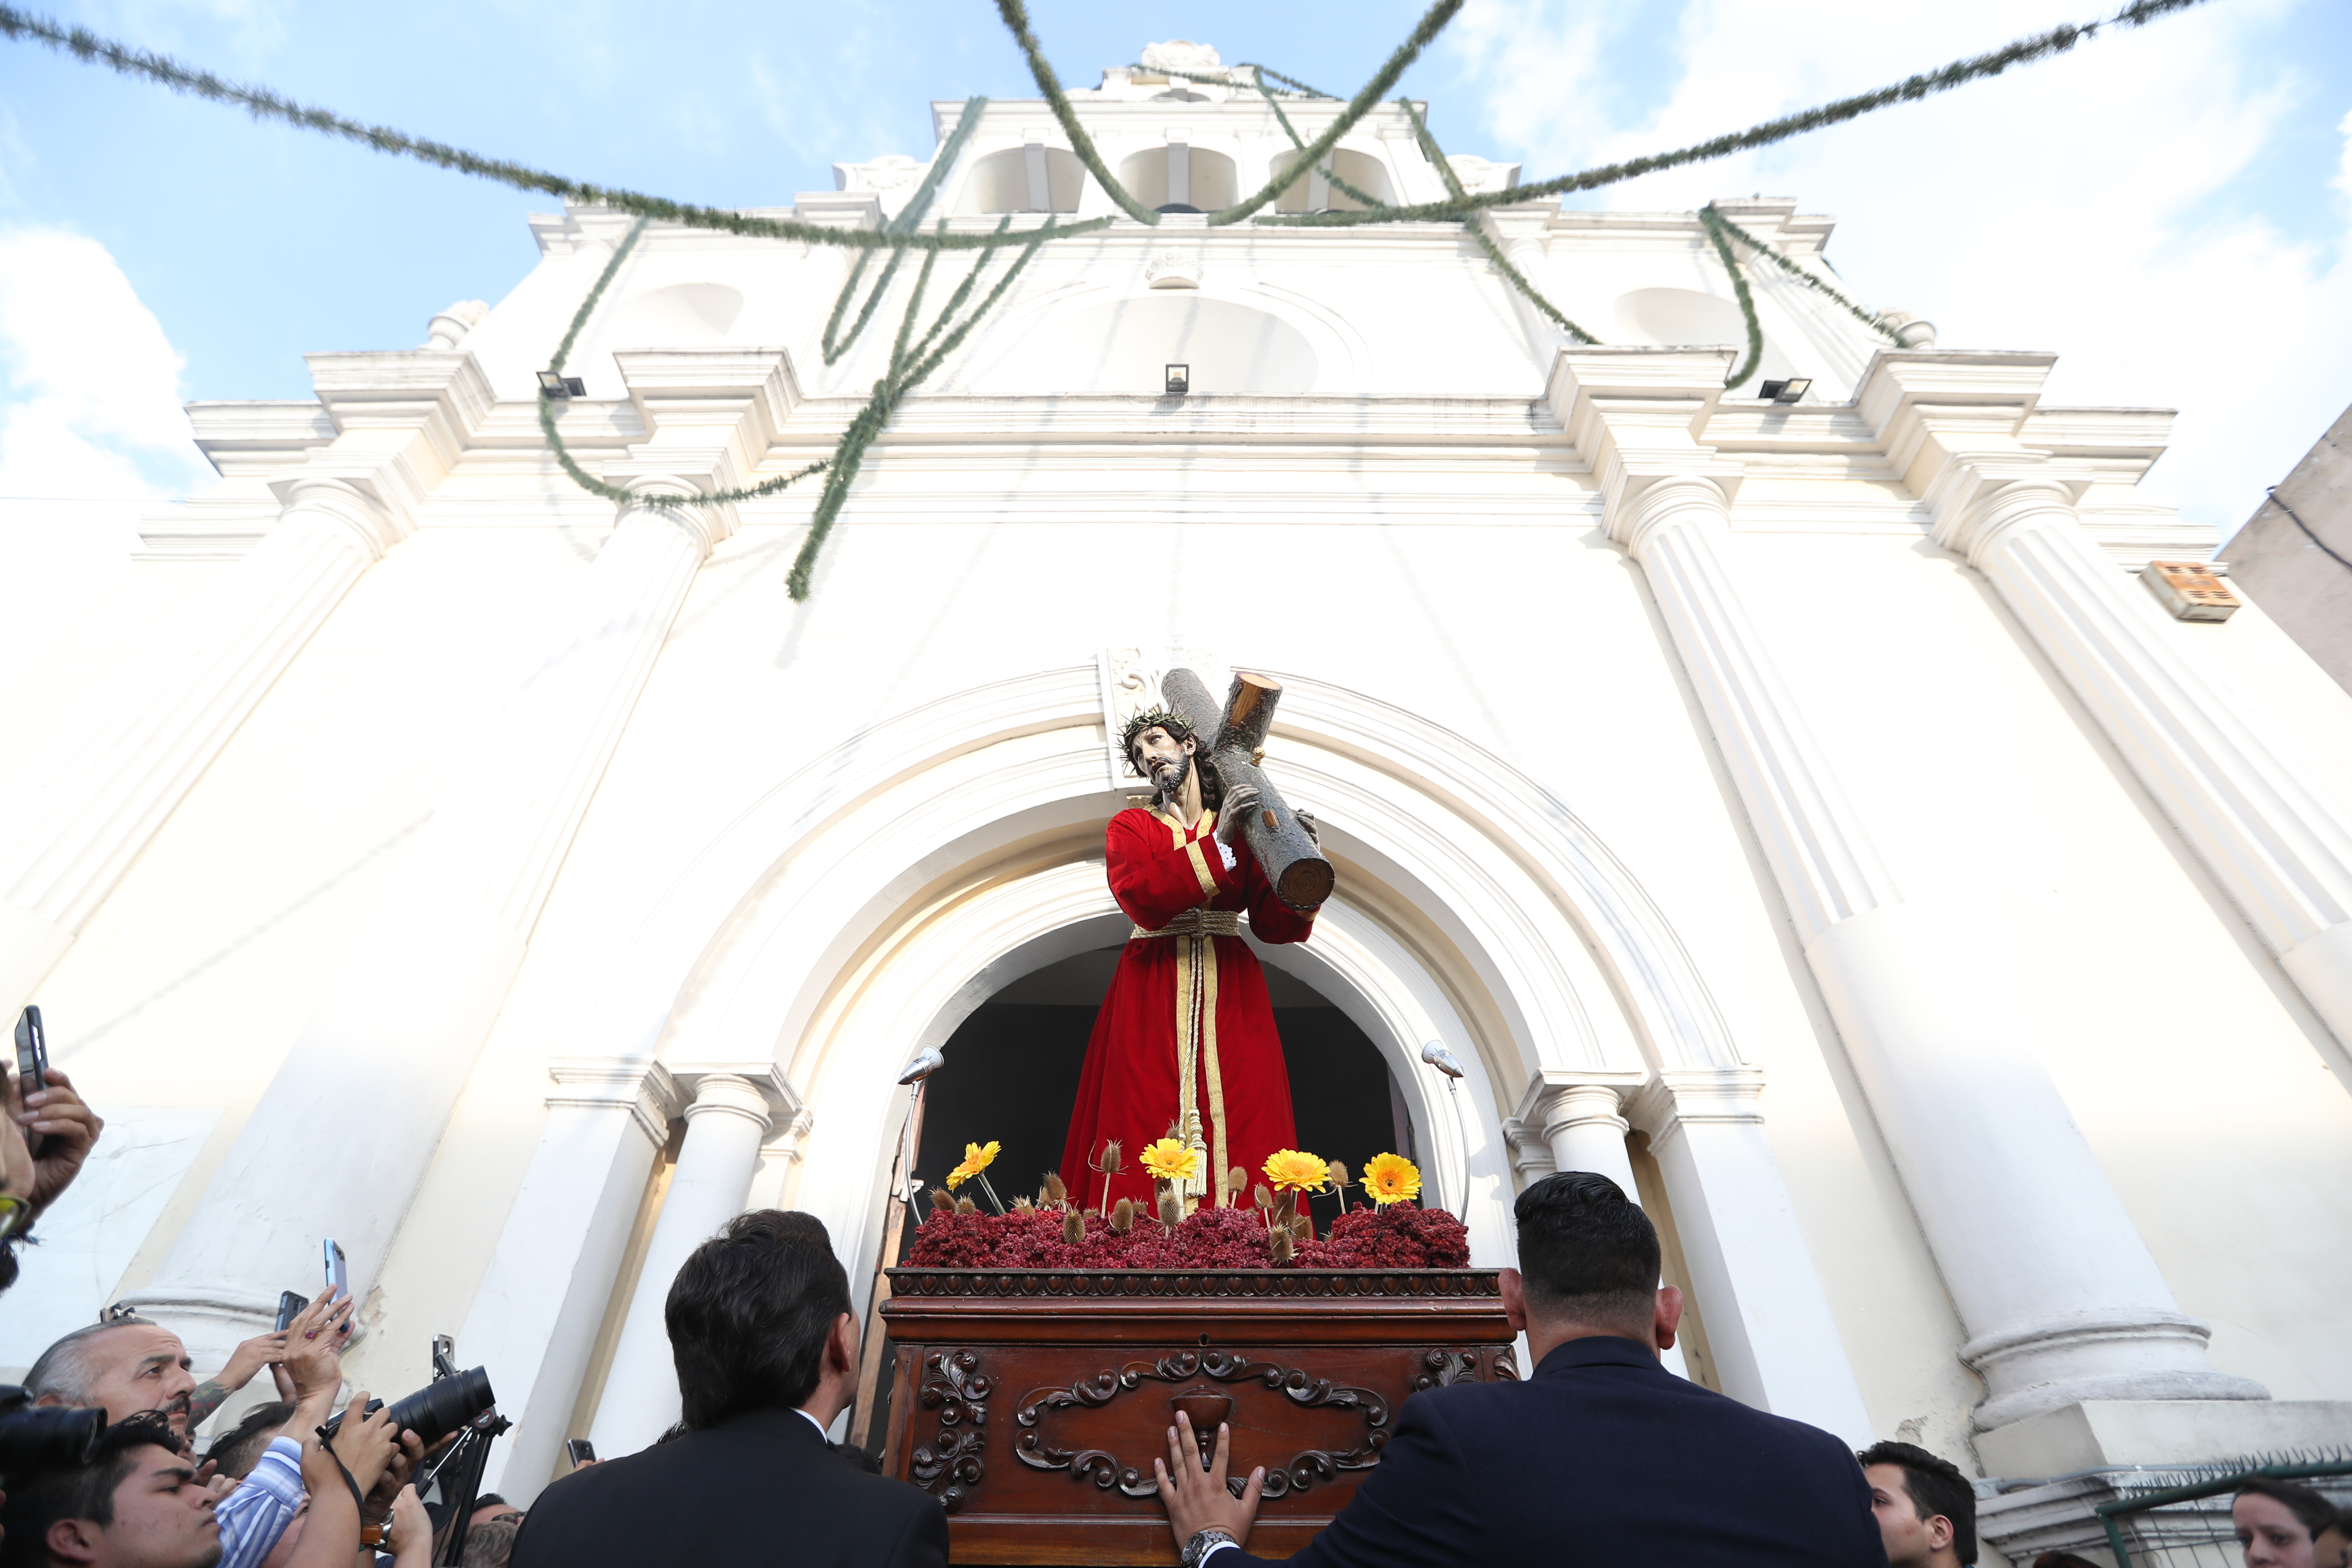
[2,0,2349,539]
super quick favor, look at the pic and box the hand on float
[1152,1410,1262,1550]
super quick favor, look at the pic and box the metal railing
[2097,1455,2352,1567]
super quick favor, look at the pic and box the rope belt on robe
[1130,906,1243,1201]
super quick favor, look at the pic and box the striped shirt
[216,1436,304,1568]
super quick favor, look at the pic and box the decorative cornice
[1626,1067,1768,1148]
[668,1060,804,1129]
[546,1055,681,1145]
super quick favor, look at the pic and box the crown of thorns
[1120,707,1196,773]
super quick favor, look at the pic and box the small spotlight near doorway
[1165,363,1190,397]
[1757,377,1811,404]
[538,370,588,399]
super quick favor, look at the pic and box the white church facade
[4,46,2351,1562]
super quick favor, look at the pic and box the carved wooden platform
[878,1269,1518,1565]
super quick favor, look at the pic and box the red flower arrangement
[903,1200,1468,1271]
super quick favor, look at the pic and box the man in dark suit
[1156,1172,1886,1568]
[511,1210,947,1568]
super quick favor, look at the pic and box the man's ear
[1653,1285,1685,1353]
[48,1515,103,1566]
[1499,1268,1528,1334]
[1926,1514,1954,1551]
[830,1311,860,1374]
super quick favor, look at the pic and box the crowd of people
[4,1055,2347,1567]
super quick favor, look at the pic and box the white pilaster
[1632,1068,1871,1442]
[1555,348,2266,1433]
[0,351,494,1012]
[1865,349,2352,1052]
[588,1069,790,1457]
[466,1058,679,1501]
[124,352,795,1361]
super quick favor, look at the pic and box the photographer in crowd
[0,1390,410,1568]
[0,1060,104,1297]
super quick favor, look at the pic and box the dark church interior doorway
[909,946,1413,1235]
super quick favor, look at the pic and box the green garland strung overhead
[1697,206,1767,390]
[1702,204,1904,345]
[0,0,2217,597]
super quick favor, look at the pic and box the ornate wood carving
[1410,1344,1521,1388]
[1012,1349,1390,1499]
[909,1350,992,1512]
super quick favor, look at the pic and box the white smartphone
[323,1238,348,1302]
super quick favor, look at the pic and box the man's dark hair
[203,1401,294,1480]
[1511,1172,1660,1329]
[1858,1440,1977,1564]
[458,1513,523,1568]
[0,1412,184,1568]
[2236,1476,2337,1538]
[666,1209,850,1430]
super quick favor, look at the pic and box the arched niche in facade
[1270,148,1393,213]
[956,293,1320,395]
[956,145,1088,214]
[1610,286,1799,396]
[1115,145,1240,212]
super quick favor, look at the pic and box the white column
[124,480,731,1369]
[588,1074,774,1458]
[464,1059,678,1502]
[1520,1075,1642,1198]
[1558,349,2264,1432]
[0,480,406,1011]
[1935,478,2352,1050]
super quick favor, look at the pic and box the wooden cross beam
[1161,668,1335,913]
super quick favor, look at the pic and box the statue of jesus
[1057,704,1318,1212]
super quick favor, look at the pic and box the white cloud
[1446,0,2352,538]
[0,227,214,499]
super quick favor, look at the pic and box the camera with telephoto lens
[0,1385,104,1483]
[319,1366,495,1449]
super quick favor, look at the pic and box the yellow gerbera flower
[945,1139,1001,1190]
[1361,1152,1421,1206]
[1138,1137,1200,1183]
[1261,1149,1330,1194]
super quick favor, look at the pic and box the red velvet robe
[1059,805,1317,1211]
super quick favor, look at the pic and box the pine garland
[0,4,1100,254]
[1697,205,1765,389]
[999,0,1463,228]
[0,0,2219,597]
[1259,0,2215,227]
[1702,204,1901,343]
[535,214,831,508]
[822,97,989,366]
[1400,99,1597,345]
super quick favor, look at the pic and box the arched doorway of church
[908,946,1413,1234]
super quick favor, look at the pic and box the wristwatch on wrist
[1182,1528,1238,1568]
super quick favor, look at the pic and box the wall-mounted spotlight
[898,1045,946,1085]
[538,370,588,399]
[1164,363,1190,397]
[1757,377,1812,405]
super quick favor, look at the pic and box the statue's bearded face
[1130,726,1195,799]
